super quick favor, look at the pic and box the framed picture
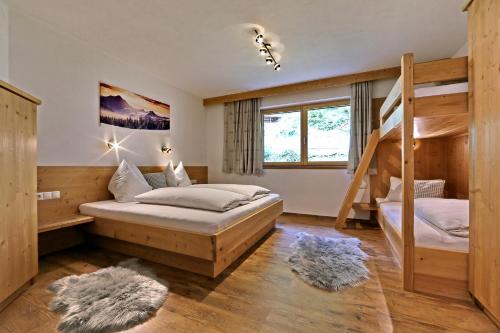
[99,82,170,130]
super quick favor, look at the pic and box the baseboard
[0,281,31,313]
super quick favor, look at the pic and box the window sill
[263,163,347,170]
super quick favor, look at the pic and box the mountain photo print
[99,82,170,130]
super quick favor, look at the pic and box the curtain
[223,98,263,175]
[347,81,374,174]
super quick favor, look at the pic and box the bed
[377,198,469,300]
[80,189,282,278]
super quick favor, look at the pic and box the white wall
[453,42,467,58]
[8,10,206,167]
[206,79,395,217]
[0,0,8,81]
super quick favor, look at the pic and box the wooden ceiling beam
[202,66,401,106]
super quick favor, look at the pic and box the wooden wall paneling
[401,53,415,291]
[0,82,39,308]
[467,0,500,324]
[37,165,208,225]
[444,135,469,199]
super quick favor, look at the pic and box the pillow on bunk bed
[383,177,445,202]
[108,160,152,203]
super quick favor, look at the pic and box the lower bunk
[377,199,469,301]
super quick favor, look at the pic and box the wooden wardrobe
[0,81,41,311]
[466,0,500,326]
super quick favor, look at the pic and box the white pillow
[383,177,445,202]
[108,160,152,202]
[163,160,178,187]
[175,161,192,187]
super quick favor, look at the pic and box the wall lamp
[107,141,120,150]
[254,29,281,71]
[161,145,172,154]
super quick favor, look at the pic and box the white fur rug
[288,232,369,291]
[48,258,168,333]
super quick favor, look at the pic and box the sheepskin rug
[48,258,168,333]
[288,232,369,291]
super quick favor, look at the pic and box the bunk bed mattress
[379,201,468,252]
[79,194,281,235]
[414,82,468,97]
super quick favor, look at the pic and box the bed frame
[337,54,470,300]
[84,200,283,278]
[37,165,283,278]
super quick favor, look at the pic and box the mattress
[79,194,281,235]
[379,201,468,252]
[414,82,468,98]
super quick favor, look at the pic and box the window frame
[262,99,350,169]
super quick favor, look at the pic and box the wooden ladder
[335,129,380,228]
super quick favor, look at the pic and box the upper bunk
[379,55,468,141]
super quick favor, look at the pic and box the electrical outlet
[37,192,44,200]
[42,192,52,200]
[51,191,61,199]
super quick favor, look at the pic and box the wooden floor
[0,215,497,333]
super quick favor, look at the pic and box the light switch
[51,191,61,199]
[42,192,52,200]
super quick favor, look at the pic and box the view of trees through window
[263,103,350,165]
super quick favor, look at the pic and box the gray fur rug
[288,232,369,291]
[48,258,168,333]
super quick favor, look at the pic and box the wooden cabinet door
[467,0,500,325]
[0,87,38,305]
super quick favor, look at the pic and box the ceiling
[5,0,467,98]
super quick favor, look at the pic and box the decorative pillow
[143,172,167,189]
[414,179,445,198]
[163,161,178,187]
[383,177,445,202]
[108,160,152,202]
[175,161,192,187]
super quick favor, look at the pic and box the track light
[253,29,282,72]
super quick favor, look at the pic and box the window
[263,100,350,168]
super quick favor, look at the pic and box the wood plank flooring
[0,215,497,333]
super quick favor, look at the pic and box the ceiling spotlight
[252,28,281,72]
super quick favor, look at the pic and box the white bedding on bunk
[79,194,281,235]
[379,201,468,252]
[414,82,468,98]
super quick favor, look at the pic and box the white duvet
[190,183,270,200]
[414,198,469,237]
[135,187,249,212]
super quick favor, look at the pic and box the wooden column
[401,53,415,291]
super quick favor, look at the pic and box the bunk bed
[337,54,469,300]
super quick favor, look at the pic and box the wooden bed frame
[37,165,283,278]
[337,54,470,300]
[84,200,283,278]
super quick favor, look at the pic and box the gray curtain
[223,98,263,175]
[347,81,374,174]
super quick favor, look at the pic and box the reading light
[274,63,281,71]
[266,57,273,65]
[161,145,172,154]
[107,141,120,150]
